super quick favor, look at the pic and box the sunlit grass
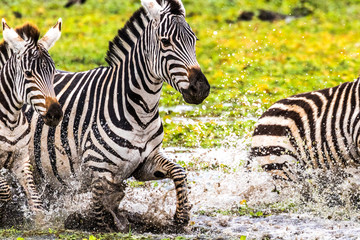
[3,0,360,148]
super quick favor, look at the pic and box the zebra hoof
[64,212,87,230]
[173,211,190,225]
[31,210,47,228]
[65,210,126,232]
[174,202,192,225]
[111,210,130,232]
[64,212,98,231]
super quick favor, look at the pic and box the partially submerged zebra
[250,78,360,181]
[24,0,209,231]
[0,19,62,214]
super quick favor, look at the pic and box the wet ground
[2,138,360,239]
[117,145,360,239]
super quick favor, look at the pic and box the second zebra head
[142,0,210,104]
[2,18,63,127]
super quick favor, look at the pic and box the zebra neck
[105,7,149,67]
[104,7,163,125]
[0,60,24,128]
[115,44,162,127]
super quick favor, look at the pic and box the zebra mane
[0,23,41,70]
[15,23,40,44]
[157,0,185,16]
[105,7,149,67]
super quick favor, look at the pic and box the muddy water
[2,136,360,239]
[116,141,360,239]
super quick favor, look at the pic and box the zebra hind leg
[91,177,128,231]
[0,175,11,202]
[65,177,127,232]
[132,152,191,225]
[11,154,44,212]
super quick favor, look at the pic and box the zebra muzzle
[43,97,63,127]
[182,67,210,104]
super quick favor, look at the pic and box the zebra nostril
[189,84,197,94]
[43,102,63,127]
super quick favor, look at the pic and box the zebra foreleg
[0,176,11,202]
[65,177,128,232]
[133,152,191,225]
[11,150,44,213]
[89,177,128,232]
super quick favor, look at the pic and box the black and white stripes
[250,79,360,181]
[0,175,11,202]
[0,19,62,214]
[26,0,209,231]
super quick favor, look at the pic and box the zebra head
[142,0,210,104]
[2,19,63,127]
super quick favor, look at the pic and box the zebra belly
[30,130,144,191]
[0,124,30,173]
[0,122,30,153]
[30,142,75,189]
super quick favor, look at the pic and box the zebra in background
[250,78,360,181]
[64,0,86,8]
[25,0,209,231]
[0,19,63,215]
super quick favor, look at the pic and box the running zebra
[25,0,209,231]
[250,78,360,181]
[0,19,62,214]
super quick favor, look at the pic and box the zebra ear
[2,18,26,53]
[38,18,62,51]
[141,0,162,22]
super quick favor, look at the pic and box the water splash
[2,135,360,238]
[117,135,360,238]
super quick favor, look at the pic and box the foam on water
[2,135,360,239]
[117,136,360,239]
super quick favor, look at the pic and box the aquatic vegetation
[0,227,153,239]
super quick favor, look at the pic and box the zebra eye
[24,70,33,78]
[160,38,171,47]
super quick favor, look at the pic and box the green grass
[195,199,297,219]
[3,0,360,148]
[0,227,152,240]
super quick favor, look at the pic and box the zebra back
[250,79,360,181]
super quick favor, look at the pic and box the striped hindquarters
[250,80,360,181]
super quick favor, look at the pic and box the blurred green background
[2,0,360,149]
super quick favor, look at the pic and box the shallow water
[2,137,360,239]
[117,143,360,239]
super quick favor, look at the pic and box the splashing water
[2,135,360,238]
[117,135,360,239]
